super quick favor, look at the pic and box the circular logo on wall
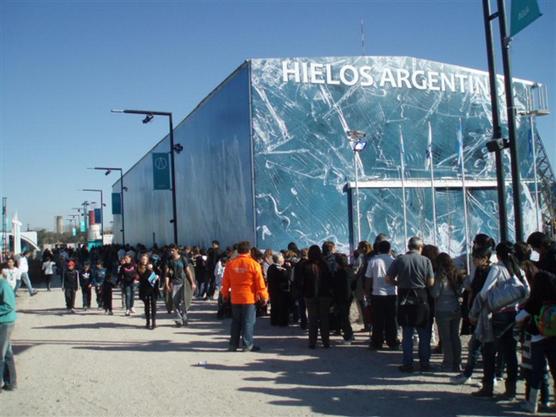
[154,157,168,170]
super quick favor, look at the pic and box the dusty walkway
[1,287,543,417]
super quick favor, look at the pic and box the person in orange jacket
[221,241,268,352]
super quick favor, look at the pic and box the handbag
[486,271,529,312]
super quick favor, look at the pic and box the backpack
[535,304,556,337]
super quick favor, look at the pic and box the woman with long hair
[431,252,464,371]
[472,241,529,399]
[138,254,159,329]
[298,245,333,348]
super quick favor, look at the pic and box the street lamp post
[346,130,368,246]
[93,167,126,246]
[82,189,105,243]
[111,108,180,245]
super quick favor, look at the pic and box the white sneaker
[130,308,136,313]
[125,310,130,316]
[450,374,472,385]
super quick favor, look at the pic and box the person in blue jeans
[0,275,17,392]
[386,237,435,373]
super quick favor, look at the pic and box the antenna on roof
[360,19,366,56]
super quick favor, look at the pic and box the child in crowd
[79,263,93,310]
[62,260,79,313]
[92,260,106,309]
[102,269,116,315]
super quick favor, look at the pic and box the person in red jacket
[221,241,268,352]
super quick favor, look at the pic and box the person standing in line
[430,253,464,372]
[79,262,93,311]
[297,245,334,349]
[386,237,435,373]
[221,241,268,352]
[365,239,398,350]
[293,248,309,330]
[62,260,79,313]
[166,245,195,327]
[1,258,21,291]
[0,273,17,392]
[527,232,556,275]
[267,252,291,327]
[41,256,56,291]
[206,240,222,298]
[334,253,356,345]
[119,255,137,316]
[16,251,38,297]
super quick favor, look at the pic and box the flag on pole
[425,122,433,170]
[456,118,464,165]
[511,0,543,37]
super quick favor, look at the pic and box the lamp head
[142,114,154,124]
[105,169,112,176]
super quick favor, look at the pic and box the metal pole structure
[92,167,126,246]
[82,189,104,243]
[168,114,178,245]
[530,115,541,231]
[459,118,471,273]
[428,121,438,246]
[1,197,6,261]
[483,0,509,242]
[111,109,179,245]
[399,126,408,247]
[497,0,523,241]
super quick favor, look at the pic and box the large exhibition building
[112,56,555,257]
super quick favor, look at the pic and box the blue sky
[1,0,554,231]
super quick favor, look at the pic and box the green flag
[152,153,171,190]
[511,0,542,37]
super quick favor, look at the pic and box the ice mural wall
[250,56,549,255]
[113,56,553,257]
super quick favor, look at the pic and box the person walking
[138,254,159,329]
[166,245,195,327]
[386,237,435,372]
[430,253,464,372]
[297,245,334,349]
[62,260,79,313]
[221,241,268,352]
[41,256,56,291]
[0,274,17,392]
[16,251,37,296]
[119,255,137,316]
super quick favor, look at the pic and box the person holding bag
[471,241,530,399]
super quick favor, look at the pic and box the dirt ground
[1,285,549,417]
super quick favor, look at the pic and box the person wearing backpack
[517,270,556,414]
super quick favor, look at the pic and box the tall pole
[168,114,178,245]
[459,118,471,273]
[428,121,438,246]
[497,0,523,241]
[399,126,408,247]
[82,189,105,244]
[119,170,126,246]
[483,0,508,242]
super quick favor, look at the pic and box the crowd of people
[1,231,556,414]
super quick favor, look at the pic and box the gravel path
[1,287,545,417]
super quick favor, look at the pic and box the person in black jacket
[79,262,93,311]
[267,253,291,327]
[118,255,138,316]
[334,253,356,344]
[137,254,159,330]
[517,271,556,413]
[62,260,79,313]
[298,245,333,348]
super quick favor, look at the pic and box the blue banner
[94,208,102,224]
[152,153,171,190]
[112,193,121,215]
[511,0,542,37]
[80,220,86,233]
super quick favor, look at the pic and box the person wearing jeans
[221,241,268,352]
[0,275,17,392]
[166,245,195,327]
[16,252,37,297]
[386,237,435,373]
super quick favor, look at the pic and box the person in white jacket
[16,252,37,296]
